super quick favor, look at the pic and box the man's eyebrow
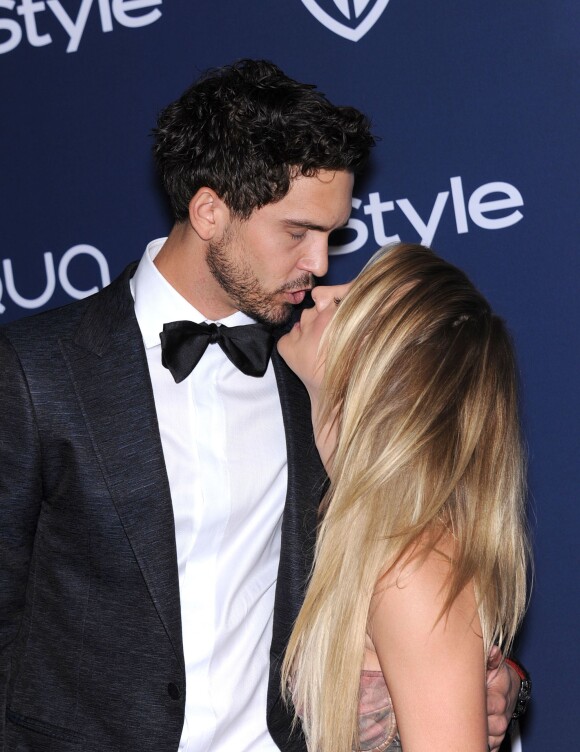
[282,218,348,232]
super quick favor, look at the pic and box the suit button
[167,682,181,700]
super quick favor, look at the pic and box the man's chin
[240,301,294,328]
[260,305,295,328]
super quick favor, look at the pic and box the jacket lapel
[268,348,326,720]
[61,265,183,667]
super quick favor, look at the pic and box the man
[0,60,522,752]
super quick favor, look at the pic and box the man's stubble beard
[206,230,313,327]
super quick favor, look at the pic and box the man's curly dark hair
[153,59,375,221]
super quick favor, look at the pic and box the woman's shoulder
[368,530,481,673]
[372,532,462,616]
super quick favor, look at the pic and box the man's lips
[284,290,309,304]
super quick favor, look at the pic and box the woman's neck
[308,388,337,474]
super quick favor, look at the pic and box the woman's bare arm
[370,545,487,752]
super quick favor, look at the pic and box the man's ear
[187,187,228,241]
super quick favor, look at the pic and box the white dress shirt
[131,239,286,751]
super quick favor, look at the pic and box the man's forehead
[289,168,354,190]
[277,170,353,218]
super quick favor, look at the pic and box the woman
[278,243,530,752]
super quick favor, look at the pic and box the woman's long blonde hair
[281,243,530,752]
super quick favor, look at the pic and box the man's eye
[290,232,306,241]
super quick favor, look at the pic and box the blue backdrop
[2,1,578,749]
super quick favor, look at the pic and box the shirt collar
[132,237,257,350]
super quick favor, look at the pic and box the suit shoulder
[1,296,89,343]
[0,263,137,355]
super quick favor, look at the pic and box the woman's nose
[311,286,332,310]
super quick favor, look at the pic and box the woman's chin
[276,338,306,383]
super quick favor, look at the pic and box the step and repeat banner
[1,1,578,749]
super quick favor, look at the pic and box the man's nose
[297,236,329,278]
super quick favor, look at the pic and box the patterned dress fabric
[357,670,401,751]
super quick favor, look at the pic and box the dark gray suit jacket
[0,264,324,752]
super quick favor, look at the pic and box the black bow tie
[160,320,275,383]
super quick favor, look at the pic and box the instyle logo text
[0,0,162,54]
